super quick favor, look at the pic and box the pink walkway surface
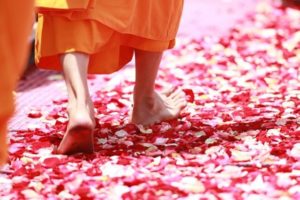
[178,0,258,38]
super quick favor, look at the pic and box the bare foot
[131,89,187,125]
[56,102,95,155]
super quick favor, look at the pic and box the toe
[173,94,187,106]
[162,87,177,97]
[169,90,185,100]
[175,100,187,111]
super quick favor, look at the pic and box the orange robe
[0,0,34,165]
[35,0,184,74]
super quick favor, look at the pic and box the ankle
[75,97,92,107]
[133,95,161,117]
[134,90,155,104]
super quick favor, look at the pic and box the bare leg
[57,52,95,155]
[131,49,187,125]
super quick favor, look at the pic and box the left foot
[56,102,95,155]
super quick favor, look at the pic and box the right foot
[131,89,187,125]
[56,102,95,155]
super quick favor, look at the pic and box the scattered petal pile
[1,1,300,199]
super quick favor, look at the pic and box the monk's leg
[0,120,8,165]
[57,52,95,154]
[132,49,187,125]
[0,0,34,165]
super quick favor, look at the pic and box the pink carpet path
[2,0,300,199]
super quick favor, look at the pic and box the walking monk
[35,0,186,155]
[0,0,34,165]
